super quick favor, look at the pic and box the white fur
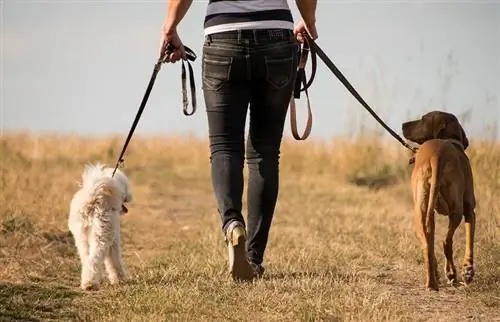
[68,163,133,290]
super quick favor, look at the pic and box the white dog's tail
[81,164,121,211]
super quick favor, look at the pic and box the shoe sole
[229,229,255,281]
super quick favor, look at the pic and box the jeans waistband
[206,29,294,43]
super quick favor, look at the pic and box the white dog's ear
[112,169,133,203]
[125,192,133,203]
[121,183,133,203]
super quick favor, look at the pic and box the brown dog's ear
[432,121,446,140]
[437,113,470,149]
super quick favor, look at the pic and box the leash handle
[295,37,317,94]
[181,58,197,116]
[289,84,313,140]
[163,43,198,116]
[289,35,316,140]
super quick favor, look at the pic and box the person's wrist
[162,23,177,36]
[302,15,316,27]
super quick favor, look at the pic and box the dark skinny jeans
[202,29,299,265]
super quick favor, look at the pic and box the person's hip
[205,28,294,45]
[202,28,298,65]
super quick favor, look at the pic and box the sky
[2,0,499,141]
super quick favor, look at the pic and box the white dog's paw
[81,281,100,291]
[108,273,128,285]
[109,279,123,286]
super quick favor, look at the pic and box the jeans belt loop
[252,29,259,45]
[237,30,242,43]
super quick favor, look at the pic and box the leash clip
[112,158,125,177]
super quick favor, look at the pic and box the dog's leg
[414,208,436,291]
[70,227,90,289]
[84,218,113,291]
[442,214,461,284]
[413,174,439,291]
[105,241,127,285]
[418,208,438,291]
[104,215,127,285]
[462,209,476,284]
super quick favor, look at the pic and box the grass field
[0,132,499,321]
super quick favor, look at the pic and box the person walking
[159,0,318,281]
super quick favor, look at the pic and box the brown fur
[402,110,476,291]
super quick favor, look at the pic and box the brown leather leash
[112,44,197,177]
[289,34,417,155]
[289,37,316,140]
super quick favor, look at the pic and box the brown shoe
[225,221,256,281]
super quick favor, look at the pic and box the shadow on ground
[0,282,79,322]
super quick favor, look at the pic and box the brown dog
[402,110,476,291]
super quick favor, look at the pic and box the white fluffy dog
[68,163,133,290]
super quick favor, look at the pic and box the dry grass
[0,132,499,322]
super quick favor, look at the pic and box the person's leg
[202,36,249,231]
[245,32,299,269]
[202,33,255,280]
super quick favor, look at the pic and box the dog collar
[448,139,465,150]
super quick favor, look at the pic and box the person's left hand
[293,19,318,43]
[159,27,186,63]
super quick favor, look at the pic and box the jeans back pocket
[202,55,233,91]
[264,55,296,89]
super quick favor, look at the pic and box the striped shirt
[204,0,294,36]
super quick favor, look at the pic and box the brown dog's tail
[425,156,440,233]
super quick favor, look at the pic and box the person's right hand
[158,27,186,64]
[293,19,318,43]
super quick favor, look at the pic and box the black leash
[111,45,197,177]
[294,34,417,154]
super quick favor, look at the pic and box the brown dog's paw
[425,284,439,291]
[462,266,475,285]
[446,276,457,285]
[426,279,439,291]
[446,270,457,285]
[426,284,439,291]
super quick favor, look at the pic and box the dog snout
[402,121,416,139]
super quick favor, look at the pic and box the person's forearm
[162,0,193,34]
[295,0,317,25]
